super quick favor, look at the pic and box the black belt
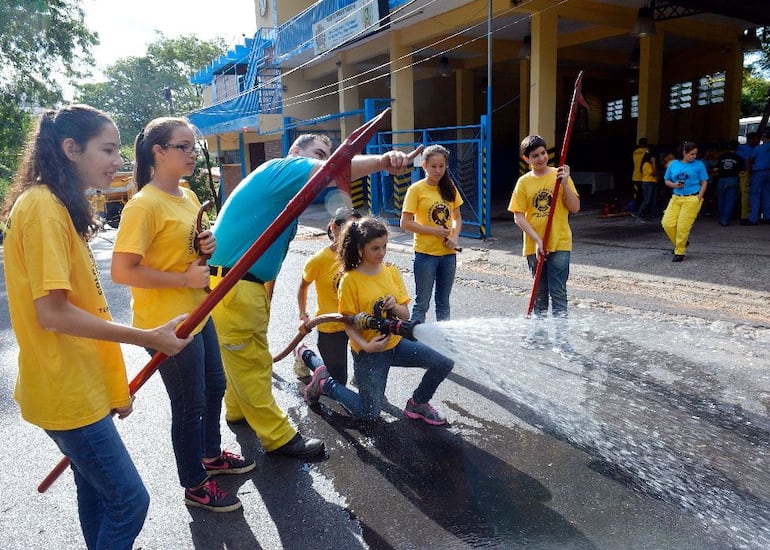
[677,192,699,197]
[209,265,265,285]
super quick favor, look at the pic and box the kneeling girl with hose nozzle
[301,217,454,425]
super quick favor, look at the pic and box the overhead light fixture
[437,57,453,78]
[739,28,763,52]
[518,34,531,60]
[631,6,656,38]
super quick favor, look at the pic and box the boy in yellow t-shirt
[507,135,580,355]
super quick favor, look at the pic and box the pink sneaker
[404,398,447,426]
[304,365,329,403]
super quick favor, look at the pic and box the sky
[76,0,257,87]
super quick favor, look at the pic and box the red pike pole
[526,71,587,317]
[38,108,391,493]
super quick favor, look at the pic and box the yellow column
[529,11,558,148]
[638,33,663,143]
[337,61,361,138]
[519,58,530,141]
[389,30,414,148]
[455,68,475,126]
[725,41,743,142]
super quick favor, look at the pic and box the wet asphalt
[1,197,769,549]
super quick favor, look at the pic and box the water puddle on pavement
[414,314,770,549]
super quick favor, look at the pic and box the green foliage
[0,0,97,104]
[185,157,219,216]
[74,34,228,144]
[0,176,10,212]
[0,97,32,180]
[0,0,97,185]
[741,68,770,117]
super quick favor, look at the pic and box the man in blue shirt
[748,128,770,225]
[209,134,420,458]
[736,131,759,224]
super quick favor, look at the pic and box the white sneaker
[552,341,578,360]
[293,345,312,379]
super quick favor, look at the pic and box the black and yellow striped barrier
[392,172,411,211]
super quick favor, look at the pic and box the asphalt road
[1,202,769,549]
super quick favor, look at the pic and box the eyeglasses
[163,143,202,155]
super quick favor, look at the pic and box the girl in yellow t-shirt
[302,217,454,425]
[400,144,463,323]
[294,206,361,384]
[112,117,254,513]
[2,105,190,549]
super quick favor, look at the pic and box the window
[669,81,692,110]
[697,71,725,105]
[606,99,623,122]
[223,150,241,164]
[630,94,639,119]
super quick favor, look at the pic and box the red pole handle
[526,71,586,317]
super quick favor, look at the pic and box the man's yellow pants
[210,275,297,452]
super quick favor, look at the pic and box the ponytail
[132,117,192,190]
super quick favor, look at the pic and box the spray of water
[414,313,770,548]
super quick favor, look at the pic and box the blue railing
[274,0,365,64]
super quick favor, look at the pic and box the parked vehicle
[87,172,135,227]
[738,115,762,144]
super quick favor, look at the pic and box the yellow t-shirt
[338,263,410,353]
[507,169,578,256]
[4,186,129,430]
[641,161,657,183]
[114,185,209,334]
[302,246,345,333]
[401,178,464,256]
[92,193,106,213]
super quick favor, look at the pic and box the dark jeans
[153,318,226,488]
[717,176,739,225]
[637,182,656,219]
[526,251,570,318]
[317,330,350,384]
[324,339,454,421]
[411,252,457,323]
[46,415,149,550]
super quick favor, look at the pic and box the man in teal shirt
[209,134,420,457]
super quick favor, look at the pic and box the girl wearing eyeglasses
[112,117,255,513]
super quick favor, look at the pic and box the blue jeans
[46,415,149,550]
[527,251,570,318]
[412,252,457,323]
[717,176,739,225]
[324,339,454,421]
[153,318,225,488]
[749,170,770,223]
[637,182,656,219]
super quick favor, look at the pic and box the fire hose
[272,311,420,362]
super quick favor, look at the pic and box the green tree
[741,69,770,117]
[75,34,227,146]
[0,0,98,193]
